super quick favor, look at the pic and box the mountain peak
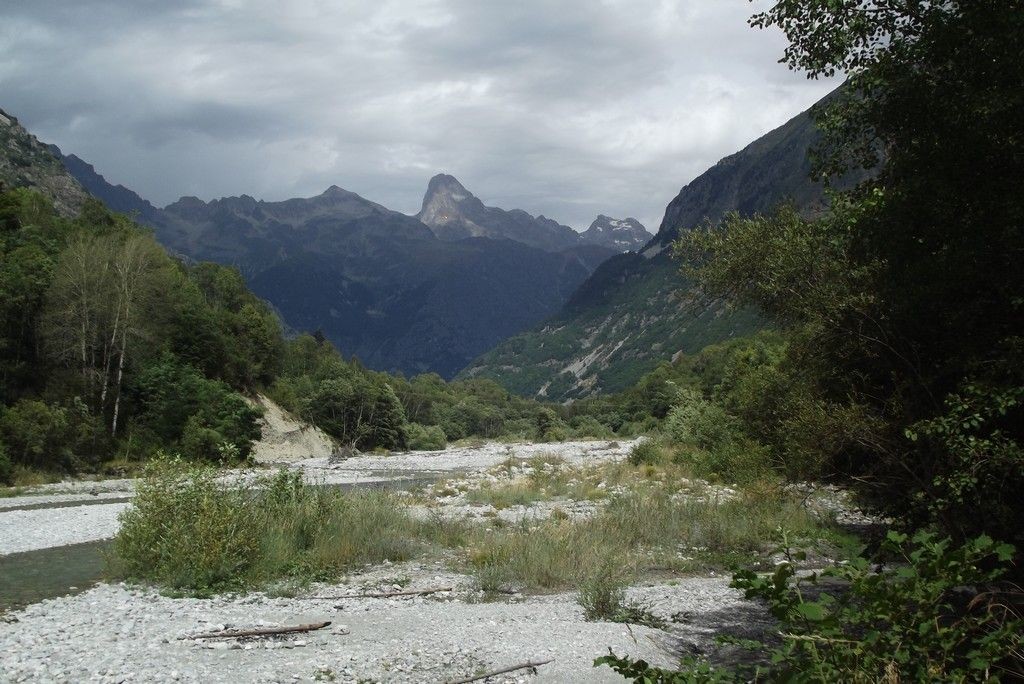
[423,173,473,204]
[417,173,482,234]
[579,215,652,252]
[416,173,582,252]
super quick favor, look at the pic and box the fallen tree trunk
[302,587,454,600]
[184,621,331,640]
[446,658,554,684]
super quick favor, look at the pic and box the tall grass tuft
[112,456,461,594]
[466,482,834,593]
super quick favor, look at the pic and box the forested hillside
[461,95,863,400]
[0,186,669,484]
[0,124,672,484]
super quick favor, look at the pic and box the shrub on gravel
[113,456,461,593]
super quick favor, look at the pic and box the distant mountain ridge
[53,151,158,220]
[462,89,869,400]
[417,173,651,254]
[33,141,636,378]
[417,173,580,252]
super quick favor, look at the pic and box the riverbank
[0,438,871,682]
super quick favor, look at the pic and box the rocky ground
[0,559,767,683]
[0,436,873,682]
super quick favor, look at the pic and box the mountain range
[0,108,652,378]
[2,91,860,396]
[460,90,871,400]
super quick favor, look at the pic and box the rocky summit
[417,173,582,252]
[579,215,652,252]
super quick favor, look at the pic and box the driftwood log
[446,658,554,684]
[184,620,332,640]
[300,587,454,600]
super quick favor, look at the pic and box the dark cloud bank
[0,0,839,229]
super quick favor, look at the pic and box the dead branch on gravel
[183,621,331,640]
[446,658,554,683]
[301,587,454,600]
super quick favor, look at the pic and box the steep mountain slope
[579,215,651,252]
[462,93,863,400]
[0,109,89,217]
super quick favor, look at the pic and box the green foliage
[0,400,70,469]
[301,374,406,451]
[113,456,464,593]
[535,407,567,442]
[598,532,1022,682]
[627,439,663,466]
[405,422,447,451]
[468,483,830,593]
[729,531,1022,681]
[0,441,12,485]
[906,384,1024,540]
[577,561,666,629]
[0,398,100,470]
[128,354,261,461]
[0,190,290,476]
[674,2,1024,543]
[568,414,615,439]
[664,389,736,451]
[595,652,730,684]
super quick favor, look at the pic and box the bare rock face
[416,173,581,252]
[0,108,90,217]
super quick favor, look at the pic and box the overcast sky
[0,0,838,231]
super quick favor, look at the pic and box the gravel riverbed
[0,438,791,682]
[0,561,769,683]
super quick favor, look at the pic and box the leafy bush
[906,384,1024,547]
[627,439,664,466]
[664,389,738,451]
[301,374,406,450]
[598,532,1023,682]
[129,354,261,461]
[570,415,615,439]
[0,399,72,469]
[405,422,447,451]
[536,407,568,442]
[113,457,462,593]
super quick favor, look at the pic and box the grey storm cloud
[0,0,840,230]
